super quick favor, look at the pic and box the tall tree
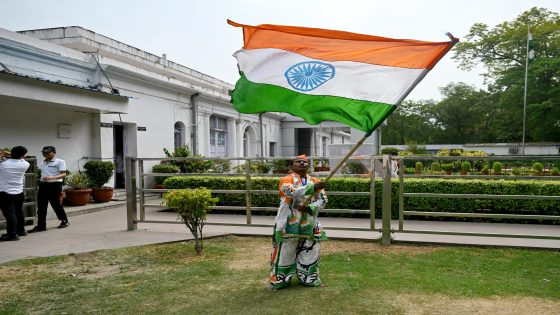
[453,7,560,142]
[382,100,436,145]
[429,82,494,144]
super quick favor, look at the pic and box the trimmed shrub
[152,163,181,185]
[441,163,454,175]
[381,147,399,155]
[431,162,442,172]
[162,188,218,254]
[493,162,503,175]
[163,146,214,173]
[83,161,115,188]
[415,162,423,174]
[512,167,531,176]
[460,161,471,175]
[163,176,560,223]
[532,162,544,175]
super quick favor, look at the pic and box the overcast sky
[1,0,558,101]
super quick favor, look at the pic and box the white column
[227,117,237,157]
[198,111,211,156]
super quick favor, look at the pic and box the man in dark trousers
[28,146,70,233]
[0,146,30,241]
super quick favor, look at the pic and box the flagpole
[522,26,530,156]
[324,131,373,182]
[301,131,372,206]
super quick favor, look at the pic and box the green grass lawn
[0,236,559,315]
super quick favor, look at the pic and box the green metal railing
[125,155,560,245]
[395,155,560,241]
[126,156,381,233]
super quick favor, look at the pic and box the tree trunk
[192,229,202,255]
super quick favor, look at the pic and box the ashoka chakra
[284,61,335,92]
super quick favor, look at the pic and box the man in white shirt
[0,146,30,241]
[28,146,70,233]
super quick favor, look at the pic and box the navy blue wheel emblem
[284,61,335,92]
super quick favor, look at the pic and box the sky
[1,0,558,101]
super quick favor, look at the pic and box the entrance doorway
[113,125,125,188]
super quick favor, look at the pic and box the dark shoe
[27,226,47,233]
[17,230,27,236]
[0,234,19,241]
[58,221,70,229]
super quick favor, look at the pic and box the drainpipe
[190,93,199,155]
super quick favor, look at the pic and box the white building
[1,26,353,188]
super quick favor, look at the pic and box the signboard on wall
[57,124,72,138]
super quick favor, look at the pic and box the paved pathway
[1,201,559,264]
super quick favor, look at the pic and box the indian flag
[228,20,457,134]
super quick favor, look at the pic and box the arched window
[242,125,258,157]
[174,121,185,149]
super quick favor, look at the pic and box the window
[269,142,276,157]
[174,122,185,149]
[210,115,227,157]
[508,146,519,155]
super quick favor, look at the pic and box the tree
[453,7,560,142]
[429,82,496,144]
[382,100,436,145]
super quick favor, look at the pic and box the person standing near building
[0,146,30,241]
[28,146,69,233]
[270,154,327,290]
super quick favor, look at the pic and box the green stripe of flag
[231,74,396,133]
[528,29,535,60]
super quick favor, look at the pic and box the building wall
[0,98,97,171]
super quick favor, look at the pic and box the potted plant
[314,159,330,172]
[460,161,471,175]
[442,163,454,175]
[64,172,92,206]
[415,161,424,174]
[493,162,503,175]
[532,162,544,175]
[84,160,115,203]
[272,159,291,174]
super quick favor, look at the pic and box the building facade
[1,26,352,188]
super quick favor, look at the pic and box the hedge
[163,176,560,223]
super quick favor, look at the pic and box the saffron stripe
[228,19,453,69]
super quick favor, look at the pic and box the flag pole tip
[445,32,459,43]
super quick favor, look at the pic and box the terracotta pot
[64,188,92,206]
[91,187,114,203]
